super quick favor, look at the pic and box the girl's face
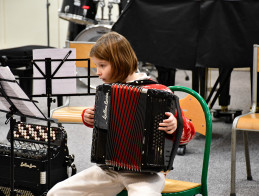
[92,56,113,84]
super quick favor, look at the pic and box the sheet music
[0,68,14,111]
[0,96,10,112]
[0,66,45,118]
[33,48,77,95]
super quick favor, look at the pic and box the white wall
[0,0,119,49]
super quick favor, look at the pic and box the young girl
[47,32,195,196]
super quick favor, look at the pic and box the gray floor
[0,68,258,196]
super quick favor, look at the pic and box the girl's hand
[158,112,177,134]
[83,107,95,126]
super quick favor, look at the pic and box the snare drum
[59,0,99,25]
[74,24,111,41]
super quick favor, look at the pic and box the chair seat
[236,113,259,130]
[162,179,201,193]
[117,179,201,196]
[51,106,87,123]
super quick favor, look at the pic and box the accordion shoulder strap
[127,79,158,86]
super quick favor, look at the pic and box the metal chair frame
[230,44,259,196]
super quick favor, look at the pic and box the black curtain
[112,0,200,70]
[112,0,259,69]
[197,0,259,68]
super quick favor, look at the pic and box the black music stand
[31,50,97,116]
[32,50,97,97]
[0,67,54,196]
[29,50,97,190]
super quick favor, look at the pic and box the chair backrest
[66,41,95,68]
[179,94,206,135]
[252,44,259,112]
[169,86,212,193]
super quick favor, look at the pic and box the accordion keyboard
[152,114,165,150]
[8,122,66,146]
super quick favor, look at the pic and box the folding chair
[50,41,97,124]
[230,44,259,196]
[117,86,212,196]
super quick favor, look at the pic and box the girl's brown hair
[89,31,138,83]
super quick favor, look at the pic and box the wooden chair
[50,41,97,124]
[66,41,96,69]
[230,44,259,196]
[117,86,212,196]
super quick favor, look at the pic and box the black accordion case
[0,122,74,196]
[91,83,183,172]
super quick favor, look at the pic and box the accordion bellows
[91,83,183,172]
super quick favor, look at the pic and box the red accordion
[91,83,183,172]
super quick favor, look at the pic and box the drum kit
[58,0,125,42]
[58,0,127,86]
[58,0,160,82]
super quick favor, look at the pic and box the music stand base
[211,109,242,123]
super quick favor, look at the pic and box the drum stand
[108,1,114,22]
[96,0,120,24]
[205,68,242,123]
[46,0,50,46]
[99,0,106,21]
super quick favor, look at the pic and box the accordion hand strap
[167,95,183,171]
